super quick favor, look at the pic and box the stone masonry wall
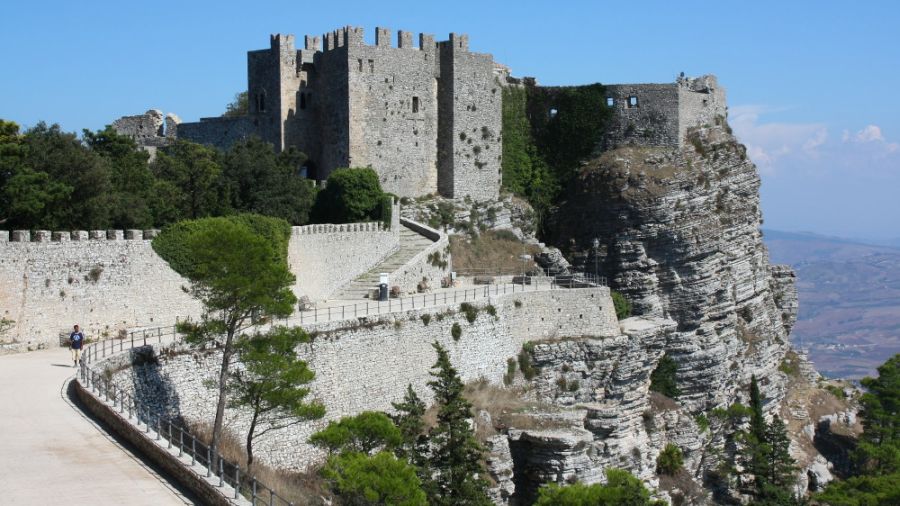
[603,83,680,148]
[0,224,403,348]
[0,230,201,349]
[288,222,400,302]
[110,287,620,470]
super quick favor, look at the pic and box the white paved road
[0,347,193,505]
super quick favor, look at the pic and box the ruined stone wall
[603,83,680,148]
[109,287,621,470]
[677,74,727,142]
[344,28,440,197]
[288,222,400,302]
[437,35,502,201]
[176,116,262,151]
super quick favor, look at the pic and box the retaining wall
[109,287,620,470]
[0,222,401,348]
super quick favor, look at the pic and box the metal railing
[75,271,609,504]
[79,337,296,505]
[285,274,604,326]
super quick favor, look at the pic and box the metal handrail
[79,336,295,505]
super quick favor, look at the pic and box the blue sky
[2,0,899,240]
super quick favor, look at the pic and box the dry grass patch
[187,421,328,505]
[450,230,541,274]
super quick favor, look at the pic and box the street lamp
[592,238,600,281]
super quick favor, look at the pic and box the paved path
[0,348,193,505]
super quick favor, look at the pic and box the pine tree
[762,415,796,491]
[392,384,428,465]
[424,342,492,506]
[750,375,767,440]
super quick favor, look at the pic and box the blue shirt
[70,331,84,349]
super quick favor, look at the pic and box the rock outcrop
[548,123,797,415]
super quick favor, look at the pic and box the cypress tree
[424,342,491,506]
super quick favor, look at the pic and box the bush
[504,358,517,386]
[518,344,539,380]
[611,291,632,320]
[420,314,432,326]
[451,323,462,341]
[535,468,665,506]
[309,411,403,454]
[695,413,710,432]
[311,167,386,224]
[459,303,478,323]
[485,304,497,318]
[321,451,427,505]
[657,444,684,475]
[650,355,681,398]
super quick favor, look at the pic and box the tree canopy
[534,469,666,506]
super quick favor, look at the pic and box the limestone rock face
[548,124,796,414]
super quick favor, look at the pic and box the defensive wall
[0,219,409,349]
[107,286,621,470]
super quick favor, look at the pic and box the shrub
[86,265,103,283]
[459,302,478,323]
[311,167,386,224]
[321,451,426,505]
[611,291,632,320]
[309,411,403,454]
[568,379,580,392]
[420,314,432,326]
[657,444,684,475]
[504,358,517,386]
[535,468,665,506]
[650,355,681,398]
[825,384,846,400]
[695,413,710,433]
[451,323,462,341]
[485,304,497,318]
[518,344,539,380]
[556,377,568,390]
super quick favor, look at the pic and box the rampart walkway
[0,348,191,505]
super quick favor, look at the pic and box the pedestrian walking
[69,324,84,367]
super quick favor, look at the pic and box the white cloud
[729,106,899,175]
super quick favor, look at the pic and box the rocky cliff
[479,122,814,502]
[548,123,796,414]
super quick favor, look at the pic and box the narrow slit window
[358,59,363,72]
[300,93,306,109]
[258,93,266,112]
[412,96,419,113]
[606,97,615,107]
[368,59,375,73]
[628,96,639,108]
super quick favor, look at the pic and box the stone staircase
[331,224,436,300]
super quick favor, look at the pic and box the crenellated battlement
[291,222,387,235]
[311,26,468,53]
[1,229,161,243]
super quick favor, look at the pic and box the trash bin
[379,273,389,301]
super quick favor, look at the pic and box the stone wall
[288,222,400,302]
[388,218,450,295]
[176,116,262,152]
[0,223,403,348]
[109,287,620,470]
[603,83,680,148]
[0,230,200,350]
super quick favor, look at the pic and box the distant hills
[764,229,900,378]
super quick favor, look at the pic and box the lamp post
[592,238,600,281]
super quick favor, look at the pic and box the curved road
[0,347,193,505]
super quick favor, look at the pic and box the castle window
[606,97,615,107]
[358,59,363,72]
[628,96,639,108]
[368,59,375,73]
[549,108,558,118]
[257,92,266,112]
[300,93,306,110]
[412,96,419,113]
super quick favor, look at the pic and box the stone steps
[331,225,436,300]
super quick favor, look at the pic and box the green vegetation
[420,313,432,326]
[321,451,427,506]
[534,468,666,506]
[310,411,402,454]
[451,322,462,341]
[311,167,391,225]
[459,302,479,323]
[504,358,518,386]
[824,384,847,400]
[500,84,612,236]
[449,229,541,273]
[166,216,297,464]
[649,355,681,398]
[816,354,900,505]
[518,343,540,380]
[423,342,492,505]
[390,384,427,464]
[228,326,324,469]
[656,444,684,475]
[611,291,632,320]
[222,91,249,117]
[695,413,710,433]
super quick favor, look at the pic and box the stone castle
[114,26,726,202]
